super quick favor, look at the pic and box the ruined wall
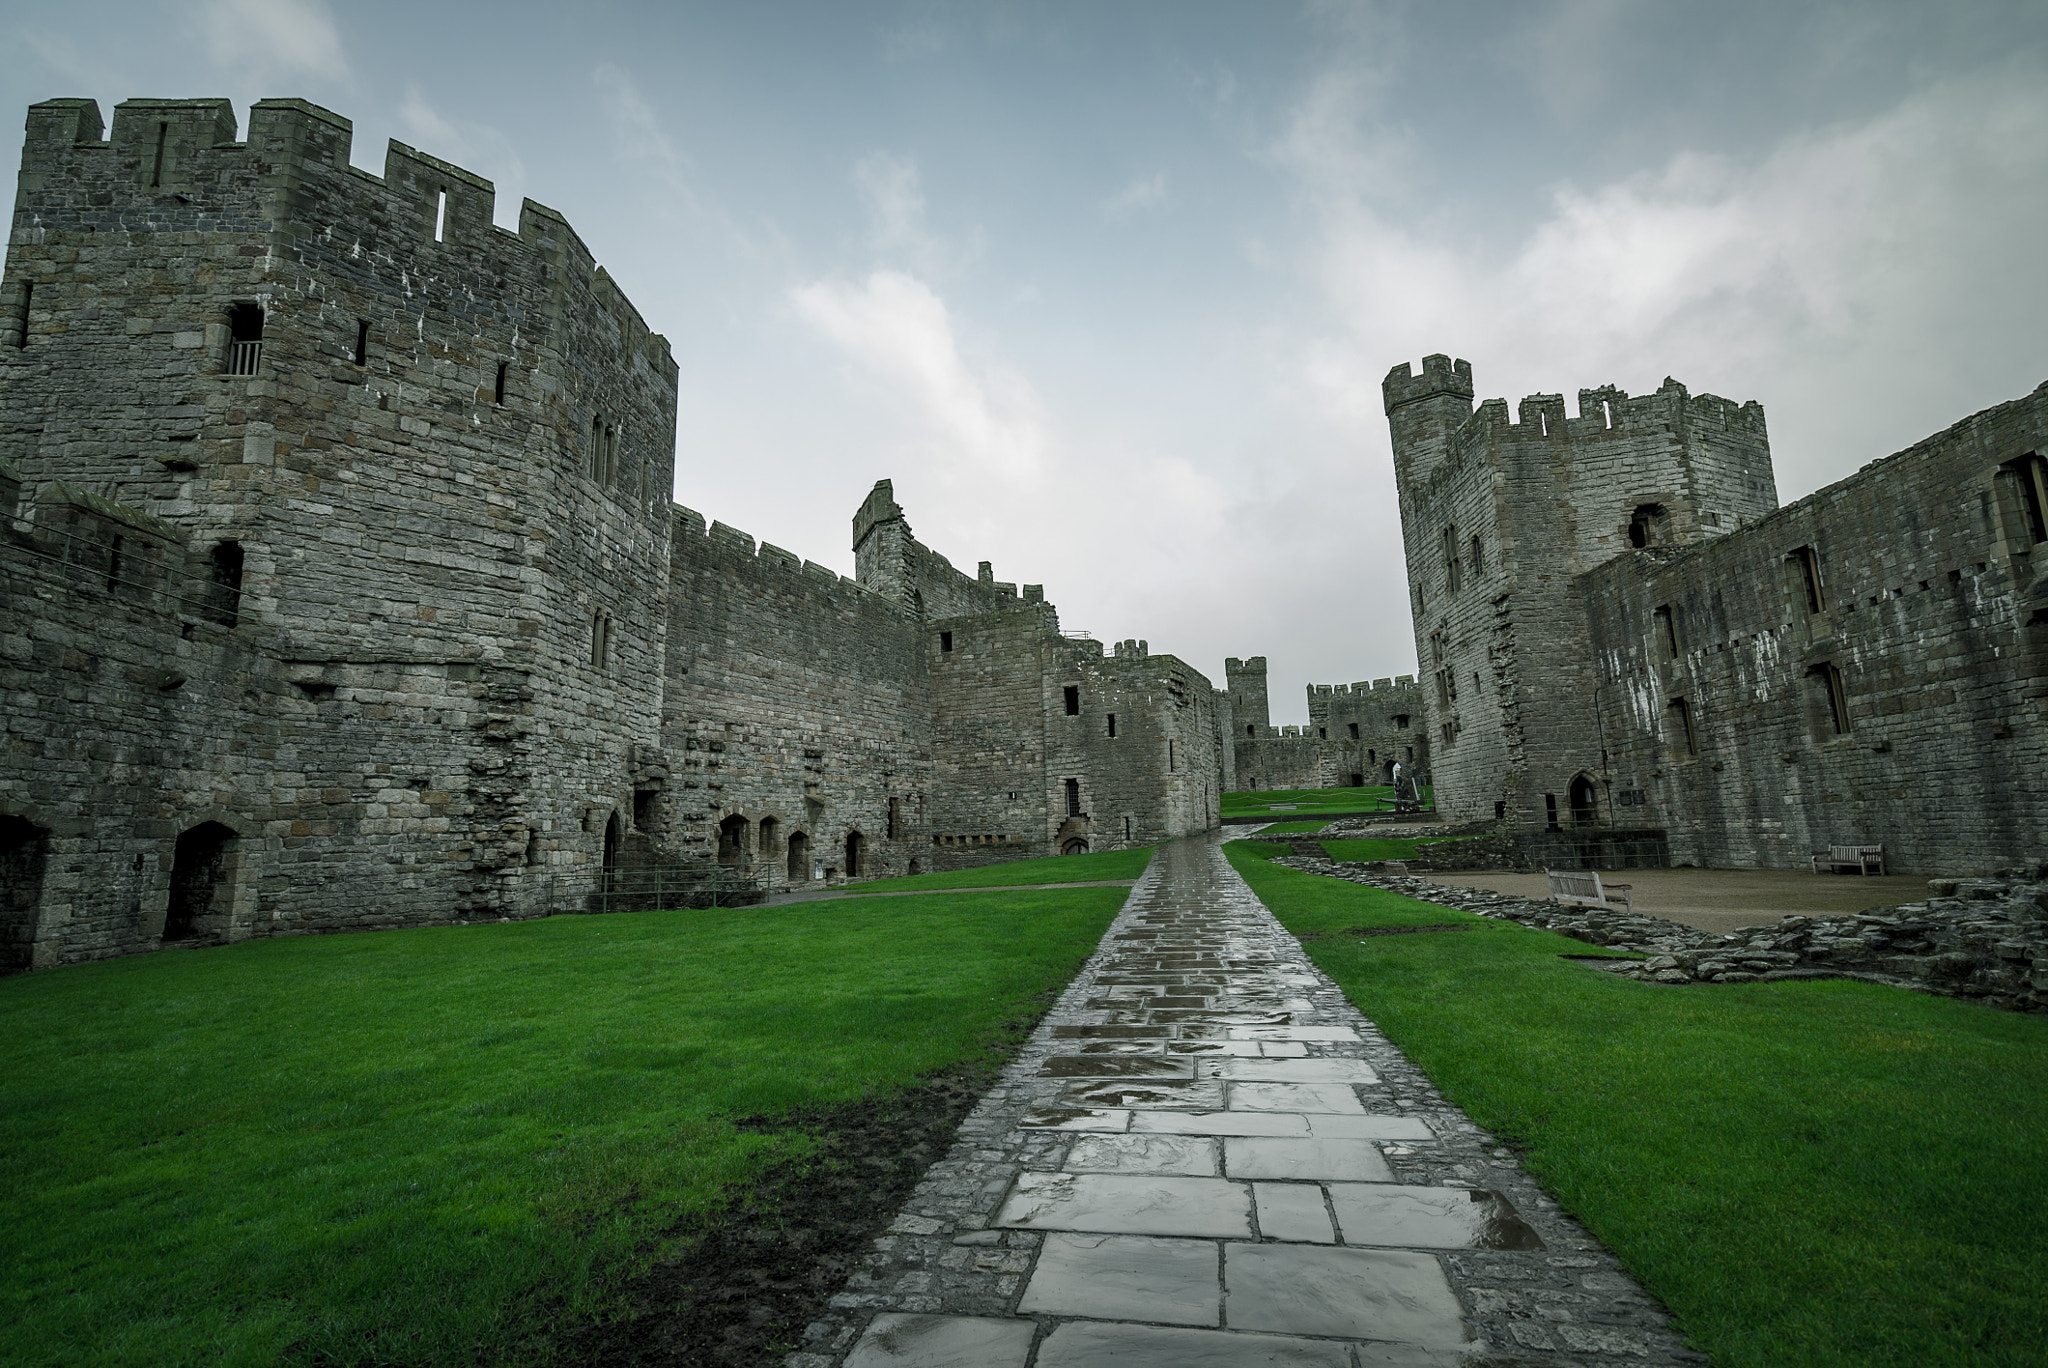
[659,505,932,888]
[0,95,1221,970]
[1220,657,1426,794]
[1579,383,2048,874]
[1387,355,1774,826]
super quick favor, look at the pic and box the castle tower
[1,96,677,937]
[1223,656,1271,737]
[1384,356,1776,827]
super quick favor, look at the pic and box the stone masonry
[0,96,1220,972]
[1219,655,1430,794]
[1387,353,2048,875]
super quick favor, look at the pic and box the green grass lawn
[850,846,1154,894]
[0,889,1125,1367]
[1225,841,2048,1368]
[1221,785,1433,816]
[1319,834,1481,862]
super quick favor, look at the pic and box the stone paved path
[788,834,1704,1367]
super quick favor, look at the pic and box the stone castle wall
[1387,352,2048,875]
[0,97,1220,970]
[1218,657,1427,794]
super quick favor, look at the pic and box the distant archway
[787,830,809,882]
[1568,774,1599,825]
[1,816,50,973]
[165,822,235,942]
[1061,838,1090,856]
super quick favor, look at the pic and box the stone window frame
[1667,695,1698,757]
[1808,661,1852,737]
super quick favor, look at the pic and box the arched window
[1,815,50,973]
[590,612,610,672]
[165,821,236,942]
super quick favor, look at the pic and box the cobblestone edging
[786,836,1706,1366]
[1276,858,2048,1015]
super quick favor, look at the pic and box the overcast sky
[5,1,2045,721]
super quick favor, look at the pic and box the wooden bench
[1545,868,1633,914]
[1812,844,1886,875]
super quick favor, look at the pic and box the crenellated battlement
[17,96,673,370]
[1382,354,1474,414]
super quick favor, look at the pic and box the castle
[1212,658,1428,794]
[1386,354,2048,875]
[0,97,1222,972]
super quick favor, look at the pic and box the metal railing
[548,865,770,915]
[225,340,262,376]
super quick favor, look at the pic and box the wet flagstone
[796,833,1702,1367]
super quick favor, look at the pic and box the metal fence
[541,866,770,915]
[226,340,263,376]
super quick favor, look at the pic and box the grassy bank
[850,845,1154,894]
[0,888,1125,1367]
[1226,841,2048,1368]
[1221,784,1433,817]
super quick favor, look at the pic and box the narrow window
[1123,817,1131,840]
[1107,713,1117,738]
[354,318,369,366]
[1063,684,1080,716]
[605,425,618,484]
[1441,524,1462,592]
[1810,663,1851,735]
[1168,740,1176,770]
[494,361,507,405]
[1470,534,1484,576]
[225,303,263,376]
[1654,605,1678,659]
[1347,722,1359,739]
[591,612,609,671]
[1393,714,1409,729]
[15,280,28,348]
[151,121,168,188]
[887,797,899,839]
[1064,778,1081,816]
[433,189,447,242]
[1668,696,1697,755]
[2002,453,2048,546]
[1790,546,1825,614]
[1544,793,1559,831]
[207,541,244,626]
[1246,725,1255,737]
[939,630,953,652]
[107,535,124,592]
[1318,727,1327,739]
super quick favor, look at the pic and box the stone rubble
[1275,856,2048,1015]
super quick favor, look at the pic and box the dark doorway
[1628,503,1669,549]
[1348,772,1364,788]
[1062,838,1090,856]
[602,812,622,888]
[1569,774,1599,825]
[1,816,49,972]
[717,814,748,865]
[845,831,863,877]
[757,816,779,861]
[908,859,922,875]
[207,540,244,627]
[787,831,809,882]
[165,822,235,942]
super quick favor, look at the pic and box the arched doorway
[1568,774,1599,825]
[845,831,863,877]
[165,822,235,942]
[1,816,50,973]
[716,814,748,865]
[757,816,779,863]
[787,831,809,882]
[602,811,622,889]
[1061,838,1090,856]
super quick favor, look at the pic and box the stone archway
[717,813,748,865]
[787,830,809,882]
[602,811,622,888]
[1,815,50,973]
[165,822,236,943]
[1568,773,1599,825]
[1061,838,1090,856]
